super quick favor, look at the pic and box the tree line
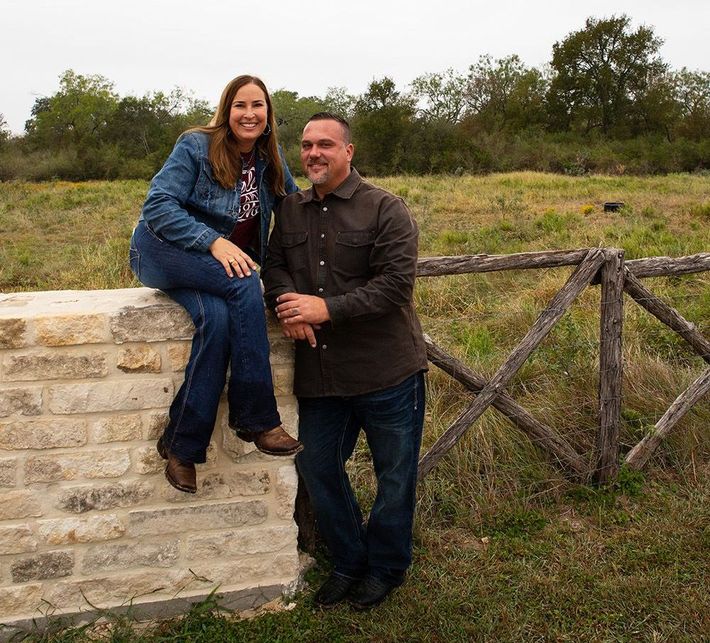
[1,15,708,180]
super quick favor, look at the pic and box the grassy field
[1,173,709,641]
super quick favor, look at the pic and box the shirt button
[320,233,325,238]
[319,260,325,266]
[322,344,328,350]
[322,206,328,212]
[318,287,324,293]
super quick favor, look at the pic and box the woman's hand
[209,237,258,278]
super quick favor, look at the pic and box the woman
[129,75,302,494]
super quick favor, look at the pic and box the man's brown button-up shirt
[263,169,428,398]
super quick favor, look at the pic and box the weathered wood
[416,249,591,277]
[423,335,587,477]
[623,270,710,364]
[624,368,710,470]
[415,251,709,279]
[626,252,710,278]
[594,249,625,484]
[418,248,605,480]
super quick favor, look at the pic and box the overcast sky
[2,0,708,134]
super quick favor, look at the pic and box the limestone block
[82,540,179,573]
[48,379,174,414]
[133,445,164,474]
[185,524,297,559]
[276,396,299,436]
[268,334,295,365]
[117,345,162,373]
[0,584,43,618]
[0,525,38,554]
[0,318,28,349]
[25,449,131,483]
[127,500,268,537]
[167,342,191,372]
[56,480,153,513]
[161,469,270,503]
[275,465,299,520]
[0,418,87,449]
[109,304,193,344]
[0,386,42,417]
[221,424,257,460]
[145,411,169,439]
[10,551,74,582]
[3,351,108,381]
[0,458,16,487]
[45,569,188,609]
[38,515,125,544]
[35,314,108,346]
[272,365,294,396]
[0,490,42,520]
[91,414,143,443]
[187,552,300,588]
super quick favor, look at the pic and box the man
[263,113,428,609]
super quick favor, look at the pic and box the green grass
[21,475,710,642]
[2,172,709,641]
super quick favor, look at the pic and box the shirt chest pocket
[335,230,375,277]
[281,231,309,273]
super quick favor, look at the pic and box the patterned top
[228,151,260,252]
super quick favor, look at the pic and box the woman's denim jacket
[139,131,298,265]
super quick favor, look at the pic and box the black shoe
[314,574,358,608]
[349,575,400,610]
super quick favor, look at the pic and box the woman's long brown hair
[188,75,286,196]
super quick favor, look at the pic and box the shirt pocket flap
[336,230,376,247]
[281,231,308,247]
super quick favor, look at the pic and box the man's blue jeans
[296,372,425,585]
[129,221,280,463]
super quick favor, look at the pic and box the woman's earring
[262,124,272,136]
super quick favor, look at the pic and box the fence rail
[416,249,710,484]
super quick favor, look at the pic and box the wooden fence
[416,249,710,484]
[295,249,709,551]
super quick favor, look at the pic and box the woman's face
[228,83,268,152]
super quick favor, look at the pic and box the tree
[322,87,356,119]
[0,114,9,147]
[410,69,467,124]
[672,68,710,140]
[24,70,119,150]
[351,77,416,174]
[548,15,667,135]
[463,55,547,132]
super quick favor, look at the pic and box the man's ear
[346,143,354,162]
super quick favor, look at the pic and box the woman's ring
[228,257,237,264]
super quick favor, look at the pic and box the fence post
[595,248,625,483]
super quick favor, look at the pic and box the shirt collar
[299,168,362,204]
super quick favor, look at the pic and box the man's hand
[276,293,330,325]
[279,320,318,348]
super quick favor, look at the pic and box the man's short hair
[307,112,351,144]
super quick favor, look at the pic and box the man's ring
[292,308,299,316]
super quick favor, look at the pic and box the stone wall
[0,288,300,636]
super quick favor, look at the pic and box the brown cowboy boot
[157,436,197,493]
[239,426,303,456]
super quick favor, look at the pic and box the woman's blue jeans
[296,372,425,585]
[129,221,280,463]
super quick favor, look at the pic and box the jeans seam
[168,289,206,454]
[337,417,363,539]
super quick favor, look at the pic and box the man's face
[300,119,353,196]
